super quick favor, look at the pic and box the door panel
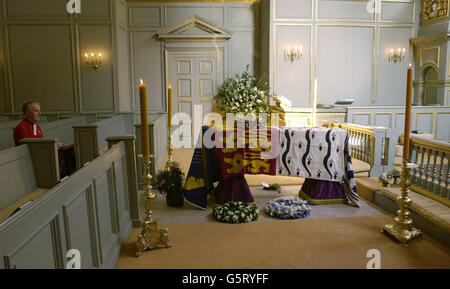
[167,49,224,146]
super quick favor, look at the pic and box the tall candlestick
[139,79,150,158]
[168,85,172,128]
[403,65,413,160]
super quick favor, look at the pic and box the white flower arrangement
[265,197,311,219]
[213,201,259,224]
[214,65,271,114]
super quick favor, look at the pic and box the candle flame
[168,85,172,89]
[140,79,144,85]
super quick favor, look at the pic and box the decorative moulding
[421,0,449,23]
[156,15,232,41]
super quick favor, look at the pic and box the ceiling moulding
[156,15,232,41]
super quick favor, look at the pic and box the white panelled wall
[264,0,422,107]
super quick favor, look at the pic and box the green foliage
[214,65,271,114]
[387,169,401,179]
[213,201,259,224]
[263,183,281,193]
[153,161,185,198]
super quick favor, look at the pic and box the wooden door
[167,49,224,146]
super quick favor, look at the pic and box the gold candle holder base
[383,160,422,244]
[136,156,172,257]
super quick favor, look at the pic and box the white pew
[73,114,133,169]
[0,141,135,269]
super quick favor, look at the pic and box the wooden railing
[329,122,375,168]
[328,122,399,176]
[404,135,449,206]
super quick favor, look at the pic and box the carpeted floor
[116,214,450,269]
[119,149,450,269]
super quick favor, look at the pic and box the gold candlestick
[136,156,172,256]
[167,85,173,163]
[167,126,173,163]
[383,65,422,244]
[136,79,172,257]
[383,160,422,244]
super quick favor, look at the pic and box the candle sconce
[388,48,406,64]
[84,52,102,70]
[284,45,303,63]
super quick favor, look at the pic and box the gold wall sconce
[84,52,102,70]
[388,48,406,63]
[284,45,303,63]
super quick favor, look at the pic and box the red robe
[13,119,43,146]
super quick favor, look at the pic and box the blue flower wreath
[265,197,311,219]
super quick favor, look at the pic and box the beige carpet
[116,214,450,269]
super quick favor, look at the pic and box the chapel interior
[0,0,449,269]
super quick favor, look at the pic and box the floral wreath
[213,201,259,224]
[265,197,311,219]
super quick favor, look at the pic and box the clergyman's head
[22,100,41,123]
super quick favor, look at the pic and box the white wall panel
[228,6,256,28]
[274,0,312,20]
[229,31,257,75]
[117,25,132,112]
[131,31,163,112]
[78,24,115,113]
[435,112,450,141]
[274,24,311,107]
[0,29,6,113]
[165,6,224,26]
[376,26,413,105]
[317,25,374,106]
[4,0,69,18]
[380,1,415,23]
[374,112,392,128]
[318,0,374,21]
[415,112,433,134]
[78,0,111,19]
[130,6,161,27]
[7,24,77,113]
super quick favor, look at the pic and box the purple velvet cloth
[301,179,345,199]
[214,176,255,204]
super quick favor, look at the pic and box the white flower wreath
[213,201,259,224]
[265,197,311,219]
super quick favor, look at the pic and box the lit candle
[98,53,102,64]
[403,64,413,160]
[139,79,150,158]
[168,85,172,129]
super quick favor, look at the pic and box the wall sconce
[284,45,303,63]
[84,52,102,70]
[388,48,406,63]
